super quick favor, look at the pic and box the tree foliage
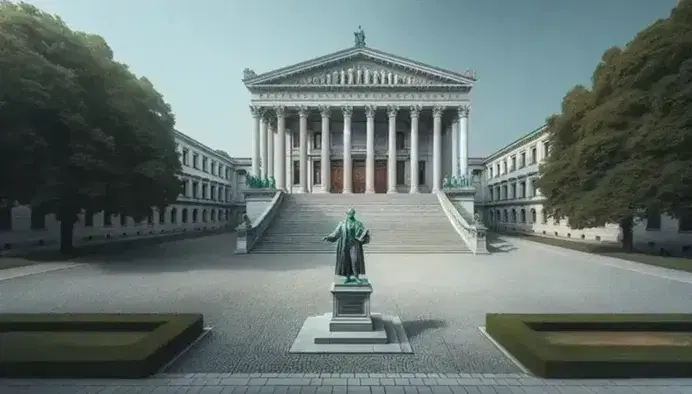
[535,0,692,249]
[0,1,182,253]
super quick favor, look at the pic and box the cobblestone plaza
[3,233,692,392]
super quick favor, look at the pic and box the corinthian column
[459,104,470,177]
[260,115,268,178]
[298,106,309,193]
[387,105,398,193]
[267,123,274,178]
[365,105,376,193]
[451,120,459,178]
[319,106,331,193]
[342,106,353,194]
[275,106,286,190]
[250,106,262,176]
[432,106,443,192]
[409,105,421,193]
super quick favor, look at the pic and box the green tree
[536,0,692,251]
[0,1,182,254]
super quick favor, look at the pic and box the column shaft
[459,105,470,177]
[320,106,331,193]
[275,106,286,190]
[365,105,376,193]
[432,106,443,192]
[260,117,268,178]
[342,106,353,194]
[451,120,459,178]
[409,105,421,193]
[267,125,274,178]
[387,105,398,193]
[250,106,262,176]
[298,106,309,193]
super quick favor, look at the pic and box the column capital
[342,105,353,117]
[364,105,377,118]
[274,105,286,118]
[298,105,310,118]
[410,105,422,119]
[387,105,399,118]
[458,104,471,118]
[250,105,264,118]
[432,105,444,118]
[318,105,331,118]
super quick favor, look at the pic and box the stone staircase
[252,193,471,253]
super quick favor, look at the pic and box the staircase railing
[435,191,489,254]
[235,191,284,253]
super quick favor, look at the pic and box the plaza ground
[4,233,692,392]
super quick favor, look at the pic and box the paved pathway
[3,233,692,391]
[3,373,692,393]
[0,260,83,282]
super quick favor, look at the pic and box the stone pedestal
[289,281,412,353]
[329,282,373,332]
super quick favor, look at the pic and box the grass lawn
[509,233,692,273]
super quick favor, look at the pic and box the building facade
[0,131,245,253]
[243,33,476,194]
[478,126,692,255]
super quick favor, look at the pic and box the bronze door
[331,161,343,193]
[353,160,366,194]
[374,160,387,193]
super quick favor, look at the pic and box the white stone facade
[243,43,476,194]
[476,126,692,255]
[0,131,246,252]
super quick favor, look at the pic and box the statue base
[289,281,413,354]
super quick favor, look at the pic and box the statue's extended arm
[324,223,341,243]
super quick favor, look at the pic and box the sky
[25,0,676,158]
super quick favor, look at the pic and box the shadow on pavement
[485,233,519,253]
[402,319,448,339]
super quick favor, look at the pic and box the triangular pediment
[243,47,476,89]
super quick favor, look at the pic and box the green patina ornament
[442,176,451,189]
[451,176,459,188]
[269,177,276,189]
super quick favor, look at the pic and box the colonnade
[250,104,470,193]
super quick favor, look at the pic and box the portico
[244,30,475,194]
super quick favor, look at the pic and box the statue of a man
[323,208,370,284]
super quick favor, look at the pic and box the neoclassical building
[243,31,475,194]
[0,131,245,253]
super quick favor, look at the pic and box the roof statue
[354,25,366,48]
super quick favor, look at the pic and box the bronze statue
[323,208,370,284]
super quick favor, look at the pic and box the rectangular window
[496,164,500,177]
[313,160,321,185]
[104,212,113,226]
[30,207,45,230]
[84,210,94,227]
[202,157,208,172]
[120,215,127,227]
[520,152,526,168]
[293,161,300,185]
[211,162,216,175]
[418,160,426,185]
[531,147,537,164]
[396,160,405,185]
[211,185,216,201]
[488,188,494,201]
[193,154,199,169]
[182,150,189,166]
[293,134,299,148]
[544,142,551,157]
[646,207,661,230]
[510,156,516,172]
[396,132,405,150]
[192,182,199,198]
[313,132,322,150]
[679,209,692,232]
[201,184,208,199]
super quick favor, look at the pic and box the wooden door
[353,161,366,193]
[374,160,387,194]
[331,161,343,193]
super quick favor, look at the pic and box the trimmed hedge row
[0,313,204,378]
[486,313,692,378]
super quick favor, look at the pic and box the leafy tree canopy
[536,0,692,247]
[0,1,182,253]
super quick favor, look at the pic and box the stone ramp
[253,193,471,253]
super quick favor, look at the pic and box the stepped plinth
[290,281,412,354]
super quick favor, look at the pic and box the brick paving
[3,373,692,393]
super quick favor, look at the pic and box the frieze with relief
[261,60,469,87]
[252,90,468,102]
